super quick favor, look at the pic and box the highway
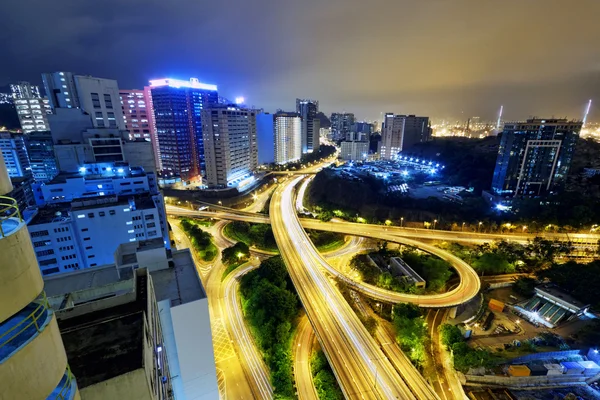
[169,205,482,308]
[293,314,319,400]
[271,176,419,399]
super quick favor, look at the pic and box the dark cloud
[1,0,599,121]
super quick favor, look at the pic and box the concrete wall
[80,369,153,400]
[0,314,68,399]
[0,221,44,322]
[510,350,582,364]
[464,373,595,389]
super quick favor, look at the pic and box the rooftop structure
[389,257,426,288]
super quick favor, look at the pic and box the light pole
[433,219,438,230]
[400,217,404,227]
[478,221,483,232]
[522,225,527,233]
[461,222,465,232]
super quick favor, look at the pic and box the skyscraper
[11,81,52,133]
[10,81,41,99]
[491,118,581,197]
[202,105,258,189]
[256,112,275,165]
[0,131,31,178]
[0,152,79,399]
[41,71,80,109]
[296,99,320,154]
[23,130,58,182]
[274,112,302,165]
[380,114,431,159]
[119,89,156,140]
[331,112,355,141]
[149,78,218,182]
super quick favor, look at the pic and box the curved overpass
[168,205,480,308]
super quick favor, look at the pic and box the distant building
[119,88,155,140]
[150,78,219,181]
[256,112,275,165]
[10,81,42,99]
[331,112,355,141]
[23,130,58,182]
[351,121,373,141]
[202,106,258,189]
[0,92,12,104]
[296,99,320,154]
[42,71,80,109]
[0,131,31,177]
[274,112,302,165]
[28,162,168,276]
[7,176,35,214]
[491,118,581,197]
[340,141,369,161]
[381,114,431,159]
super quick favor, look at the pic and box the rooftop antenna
[583,99,592,127]
[496,105,503,130]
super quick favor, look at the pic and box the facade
[340,141,369,161]
[8,177,35,214]
[149,78,219,181]
[351,121,374,141]
[0,152,80,399]
[256,112,275,165]
[202,106,258,188]
[381,114,431,159]
[0,92,12,104]
[0,131,31,178]
[24,130,58,182]
[274,112,302,165]
[296,99,320,153]
[42,71,80,109]
[119,88,156,140]
[10,81,42,99]
[331,112,356,141]
[28,162,168,276]
[491,118,581,197]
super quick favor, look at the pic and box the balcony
[47,367,77,400]
[0,196,22,238]
[0,295,51,362]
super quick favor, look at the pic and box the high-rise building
[0,152,79,399]
[274,112,302,165]
[42,72,126,130]
[331,112,355,141]
[381,114,431,159]
[10,81,42,99]
[41,71,80,109]
[340,141,369,161]
[256,112,275,165]
[120,88,160,169]
[202,106,258,189]
[0,131,31,178]
[351,121,374,141]
[23,130,58,182]
[0,93,12,104]
[491,118,582,197]
[11,81,52,133]
[296,99,320,153]
[28,162,168,276]
[149,78,219,182]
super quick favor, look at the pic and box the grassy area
[310,348,344,400]
[179,218,218,262]
[223,221,280,253]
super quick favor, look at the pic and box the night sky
[1,0,599,122]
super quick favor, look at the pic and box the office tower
[23,130,58,182]
[28,162,168,276]
[351,121,374,141]
[150,78,219,182]
[296,98,320,153]
[10,81,42,99]
[0,131,31,178]
[202,106,258,189]
[42,71,80,109]
[48,108,156,174]
[0,152,79,399]
[119,89,156,141]
[256,112,275,165]
[340,141,369,161]
[42,72,126,130]
[11,81,52,133]
[381,114,431,159]
[491,118,582,197]
[274,112,302,164]
[331,112,355,141]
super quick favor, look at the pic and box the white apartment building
[202,106,258,188]
[340,141,369,161]
[274,112,302,165]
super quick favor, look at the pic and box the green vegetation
[349,247,453,294]
[438,323,497,372]
[512,276,536,297]
[223,221,346,253]
[224,221,279,252]
[221,242,250,279]
[179,218,217,261]
[392,304,427,366]
[240,257,301,398]
[538,260,600,309]
[336,280,379,336]
[310,349,344,400]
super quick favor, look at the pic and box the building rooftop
[29,204,72,225]
[70,194,156,212]
[47,164,147,185]
[535,284,589,310]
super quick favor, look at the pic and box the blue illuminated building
[149,78,218,182]
[491,118,581,198]
[256,112,275,164]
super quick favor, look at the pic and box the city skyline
[0,1,599,122]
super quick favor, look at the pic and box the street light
[461,222,465,232]
[433,219,438,230]
[478,221,483,232]
[522,226,527,232]
[218,200,222,206]
[400,217,404,227]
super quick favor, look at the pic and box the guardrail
[0,293,50,359]
[53,365,76,400]
[0,195,22,237]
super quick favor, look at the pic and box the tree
[221,242,250,265]
[439,324,463,347]
[512,276,536,297]
[472,252,513,275]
